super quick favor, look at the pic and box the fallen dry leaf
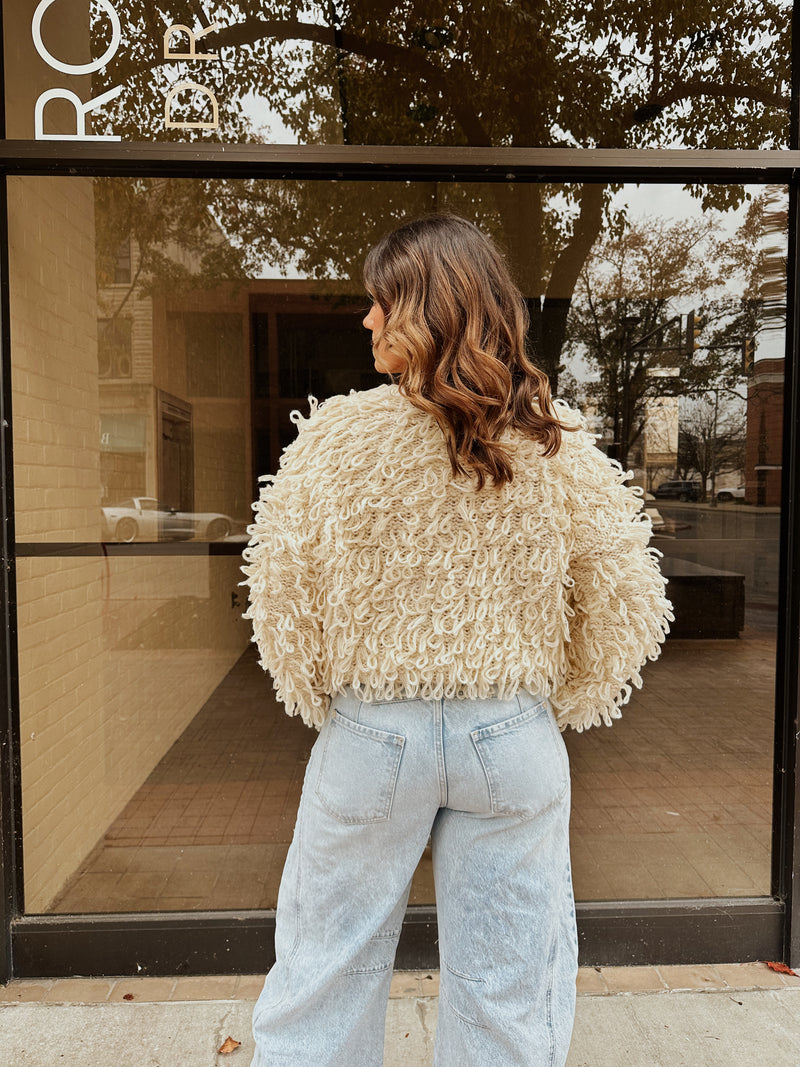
[218,1036,241,1054]
[122,993,135,1001]
[766,961,798,976]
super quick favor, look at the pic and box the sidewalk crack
[214,1003,237,1060]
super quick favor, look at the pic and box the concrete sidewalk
[1,964,799,1066]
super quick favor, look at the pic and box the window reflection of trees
[80,0,790,384]
[92,2,790,151]
[563,191,785,500]
[94,175,786,510]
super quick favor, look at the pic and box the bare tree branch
[622,78,786,130]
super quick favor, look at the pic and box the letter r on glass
[164,23,221,60]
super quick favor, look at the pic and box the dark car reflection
[652,480,703,502]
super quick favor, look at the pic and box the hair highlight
[363,214,571,488]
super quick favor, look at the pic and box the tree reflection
[566,211,755,470]
[87,3,789,391]
[95,1,790,151]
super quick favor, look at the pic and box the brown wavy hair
[363,215,570,488]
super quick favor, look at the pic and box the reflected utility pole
[328,1,351,144]
[709,386,720,507]
[617,314,641,469]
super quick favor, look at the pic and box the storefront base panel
[7,899,785,980]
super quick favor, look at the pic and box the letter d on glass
[164,82,219,129]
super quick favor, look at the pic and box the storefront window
[4,2,791,149]
[8,175,785,913]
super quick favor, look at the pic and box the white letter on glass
[164,81,219,129]
[163,22,220,60]
[32,0,122,75]
[34,86,123,140]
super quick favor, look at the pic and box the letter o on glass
[32,0,121,75]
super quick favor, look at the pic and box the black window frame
[0,13,798,984]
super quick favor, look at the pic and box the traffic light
[684,311,704,354]
[742,336,756,374]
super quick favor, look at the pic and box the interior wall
[9,173,251,911]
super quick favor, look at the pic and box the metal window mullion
[0,142,798,183]
[776,172,800,968]
[788,0,800,973]
[0,174,23,985]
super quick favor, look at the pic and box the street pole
[619,314,641,469]
[709,387,719,507]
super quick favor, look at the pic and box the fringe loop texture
[242,385,673,732]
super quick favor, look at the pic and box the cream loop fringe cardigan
[242,384,673,732]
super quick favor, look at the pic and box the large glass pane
[9,176,784,913]
[4,2,790,149]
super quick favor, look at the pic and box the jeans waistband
[335,685,539,712]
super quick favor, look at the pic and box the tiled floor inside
[565,627,774,901]
[48,629,774,914]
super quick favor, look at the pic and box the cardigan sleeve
[551,431,673,731]
[241,405,330,728]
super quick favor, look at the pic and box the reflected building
[744,185,788,508]
[746,357,784,508]
[643,395,680,490]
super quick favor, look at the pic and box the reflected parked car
[102,498,192,542]
[716,486,746,503]
[652,480,702,502]
[102,497,236,542]
[187,511,237,540]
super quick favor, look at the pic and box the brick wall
[9,176,251,912]
[745,358,784,508]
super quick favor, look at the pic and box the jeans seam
[288,802,303,963]
[342,962,393,975]
[470,732,498,811]
[444,960,485,983]
[440,984,491,1031]
[435,699,447,807]
[545,932,558,1066]
[546,710,571,783]
[471,703,544,741]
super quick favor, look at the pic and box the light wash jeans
[251,689,578,1066]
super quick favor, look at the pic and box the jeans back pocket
[315,710,405,824]
[470,699,569,819]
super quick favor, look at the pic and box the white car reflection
[644,493,666,532]
[716,486,746,503]
[102,497,236,542]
